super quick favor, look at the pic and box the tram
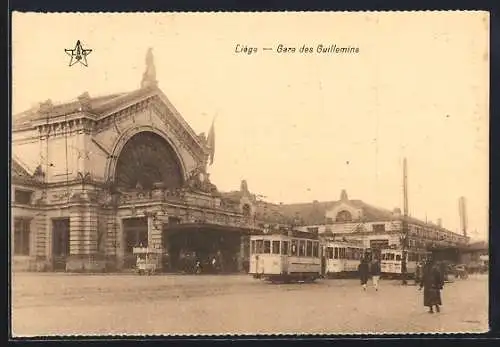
[322,240,365,278]
[249,229,322,283]
[380,248,430,278]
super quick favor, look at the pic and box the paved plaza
[11,273,488,336]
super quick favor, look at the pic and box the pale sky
[12,12,489,240]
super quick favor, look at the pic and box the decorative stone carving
[141,48,158,89]
[33,165,45,182]
[184,165,219,195]
[51,190,71,203]
[152,182,166,200]
[39,99,53,115]
[78,92,92,112]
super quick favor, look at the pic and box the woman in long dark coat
[419,259,444,313]
[358,257,370,291]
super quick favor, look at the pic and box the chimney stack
[458,196,468,237]
[403,158,409,217]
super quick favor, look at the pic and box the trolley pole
[401,158,409,285]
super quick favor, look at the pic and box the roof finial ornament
[141,47,158,89]
[240,180,249,193]
[340,189,348,201]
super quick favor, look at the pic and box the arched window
[336,210,353,222]
[115,132,183,190]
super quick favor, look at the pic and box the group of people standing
[358,255,445,314]
[358,257,381,291]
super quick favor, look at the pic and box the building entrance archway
[114,131,184,190]
[163,224,246,274]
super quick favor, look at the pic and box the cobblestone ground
[11,273,488,336]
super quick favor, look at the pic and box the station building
[11,49,258,272]
[255,189,470,261]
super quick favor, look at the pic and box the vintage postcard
[10,11,489,336]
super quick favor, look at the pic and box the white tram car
[380,248,430,278]
[322,240,365,278]
[249,230,322,283]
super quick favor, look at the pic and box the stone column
[33,212,48,271]
[68,204,85,271]
[105,212,118,256]
[69,204,85,257]
[67,200,100,271]
[239,235,249,273]
[115,216,125,270]
[162,218,170,272]
[147,212,164,270]
[151,216,163,250]
[84,204,99,255]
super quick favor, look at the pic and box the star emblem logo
[65,40,92,67]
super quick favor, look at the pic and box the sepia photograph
[10,11,489,336]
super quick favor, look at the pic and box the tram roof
[380,248,431,253]
[254,229,320,240]
[322,239,365,247]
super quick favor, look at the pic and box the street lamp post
[401,219,408,285]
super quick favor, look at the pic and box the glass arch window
[115,131,184,190]
[336,210,353,222]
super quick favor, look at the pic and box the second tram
[249,230,322,283]
[380,248,430,278]
[322,240,365,278]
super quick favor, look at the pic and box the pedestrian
[415,261,423,286]
[211,256,217,273]
[370,258,381,291]
[358,257,370,291]
[419,257,444,313]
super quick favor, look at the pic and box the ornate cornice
[150,95,207,162]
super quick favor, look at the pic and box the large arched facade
[114,131,184,190]
[10,48,260,274]
[105,126,188,188]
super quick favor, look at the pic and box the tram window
[326,247,333,259]
[340,248,346,259]
[312,242,319,257]
[282,241,289,255]
[395,254,401,261]
[251,240,256,254]
[272,240,280,254]
[306,241,313,257]
[264,240,271,254]
[291,240,298,256]
[334,247,339,259]
[347,248,353,260]
[299,240,306,257]
[256,240,264,254]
